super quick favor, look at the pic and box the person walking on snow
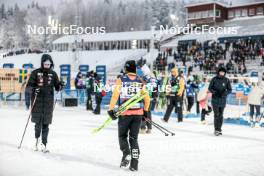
[107,60,150,171]
[197,77,212,124]
[247,79,264,128]
[208,67,232,136]
[26,54,64,152]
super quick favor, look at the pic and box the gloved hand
[33,87,40,94]
[108,110,118,120]
[143,110,148,119]
[60,81,66,86]
[59,81,66,90]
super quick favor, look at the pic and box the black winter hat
[41,54,54,69]
[124,60,137,74]
[217,67,227,74]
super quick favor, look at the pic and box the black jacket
[208,75,232,107]
[27,68,61,124]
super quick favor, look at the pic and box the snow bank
[0,49,149,76]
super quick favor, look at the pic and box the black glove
[33,87,40,94]
[60,81,66,86]
[59,81,66,90]
[143,110,148,119]
[108,110,118,120]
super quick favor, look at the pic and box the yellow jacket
[167,68,185,97]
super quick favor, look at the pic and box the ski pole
[144,118,169,136]
[53,92,60,111]
[18,92,38,149]
[144,118,175,136]
[150,119,175,136]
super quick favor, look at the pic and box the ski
[92,91,147,134]
[157,74,168,110]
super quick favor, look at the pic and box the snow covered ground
[1,105,264,176]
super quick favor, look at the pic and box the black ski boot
[120,154,131,168]
[129,159,138,171]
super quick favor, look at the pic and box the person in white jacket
[247,79,264,128]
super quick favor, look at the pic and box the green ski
[157,74,168,110]
[92,91,147,134]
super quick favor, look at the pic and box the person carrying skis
[107,60,150,171]
[26,54,64,152]
[162,67,185,122]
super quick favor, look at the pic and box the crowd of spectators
[154,39,264,74]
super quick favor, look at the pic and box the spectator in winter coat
[93,73,103,115]
[186,75,198,113]
[247,80,264,128]
[75,72,86,104]
[208,67,232,136]
[197,78,212,124]
[86,71,94,111]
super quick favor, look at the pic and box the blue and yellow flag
[19,69,28,83]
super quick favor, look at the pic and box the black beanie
[217,67,227,74]
[125,60,137,74]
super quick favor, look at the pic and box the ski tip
[91,129,98,134]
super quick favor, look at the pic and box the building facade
[52,30,163,52]
[186,1,264,25]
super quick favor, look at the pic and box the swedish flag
[19,69,28,83]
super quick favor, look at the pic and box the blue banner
[60,64,71,90]
[79,65,89,75]
[96,65,106,84]
[3,63,14,68]
[23,63,34,69]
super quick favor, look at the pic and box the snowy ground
[1,105,264,176]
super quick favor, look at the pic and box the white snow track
[0,106,264,176]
